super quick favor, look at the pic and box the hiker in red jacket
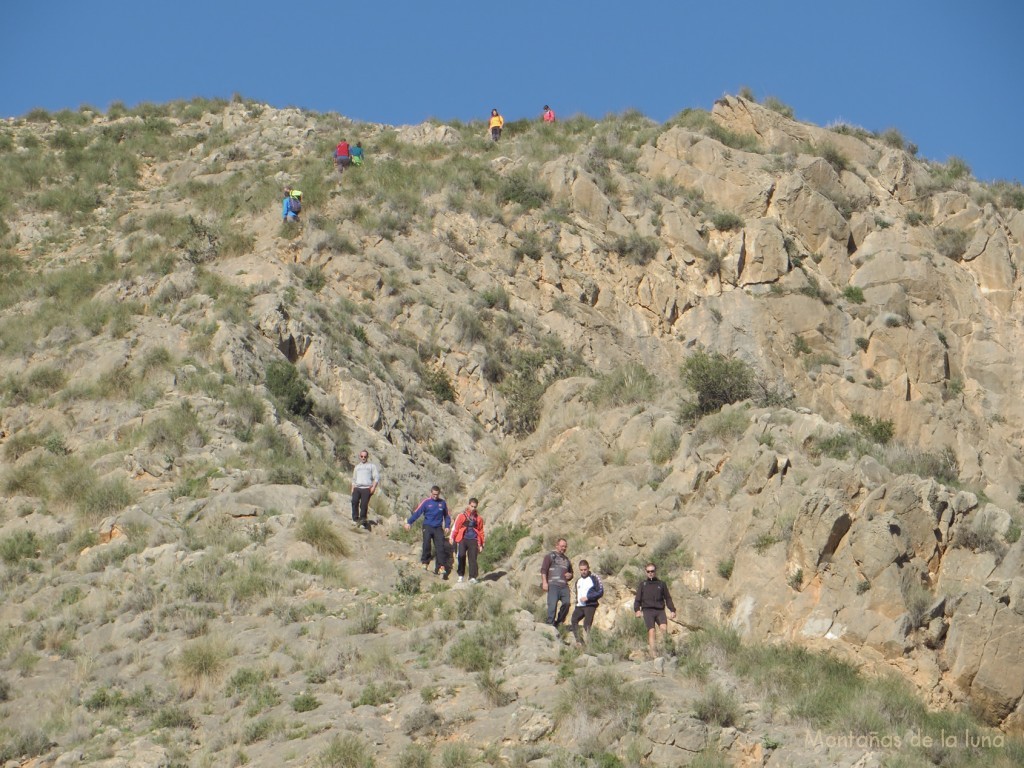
[334,139,352,173]
[450,498,485,583]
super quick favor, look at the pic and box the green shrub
[711,211,744,231]
[611,233,660,266]
[478,523,529,572]
[514,230,544,261]
[497,171,550,209]
[422,365,456,403]
[0,530,40,564]
[292,692,321,712]
[151,705,196,729]
[855,337,869,352]
[842,285,865,304]
[355,681,400,707]
[717,557,734,580]
[762,96,794,119]
[879,128,906,150]
[850,413,895,444]
[680,350,755,417]
[498,338,584,436]
[265,360,313,417]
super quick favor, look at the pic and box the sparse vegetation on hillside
[0,96,1022,767]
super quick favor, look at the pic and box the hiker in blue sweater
[282,187,302,222]
[405,486,452,577]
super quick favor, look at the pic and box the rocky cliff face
[0,96,1022,766]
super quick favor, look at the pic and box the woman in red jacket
[450,498,485,583]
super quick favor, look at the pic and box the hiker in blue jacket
[282,187,302,222]
[405,485,452,577]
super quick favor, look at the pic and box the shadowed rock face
[1,97,1023,764]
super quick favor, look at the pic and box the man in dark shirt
[540,538,573,628]
[633,563,676,657]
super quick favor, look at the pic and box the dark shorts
[642,608,668,630]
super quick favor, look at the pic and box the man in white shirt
[351,450,380,530]
[570,559,603,644]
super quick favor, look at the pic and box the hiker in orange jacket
[450,498,485,583]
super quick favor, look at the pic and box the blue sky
[5,1,1023,182]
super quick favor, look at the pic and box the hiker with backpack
[334,139,352,174]
[540,538,573,628]
[570,559,603,645]
[542,105,556,123]
[405,486,452,578]
[488,108,504,142]
[633,563,676,657]
[449,498,485,583]
[351,142,364,167]
[282,187,302,222]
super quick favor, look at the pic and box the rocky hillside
[1,96,1023,767]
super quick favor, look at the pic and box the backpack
[585,573,604,603]
[288,195,302,214]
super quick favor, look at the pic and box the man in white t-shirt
[570,559,604,644]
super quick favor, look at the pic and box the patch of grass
[296,512,349,557]
[80,477,138,520]
[694,684,741,726]
[317,734,376,768]
[935,227,970,260]
[350,603,381,635]
[816,143,848,174]
[177,637,229,694]
[587,362,657,407]
[649,424,680,465]
[447,614,519,672]
[555,668,656,733]
[691,408,750,444]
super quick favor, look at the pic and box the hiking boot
[442,570,450,581]
[457,576,464,583]
[469,578,477,584]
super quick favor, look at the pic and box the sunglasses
[645,569,656,574]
